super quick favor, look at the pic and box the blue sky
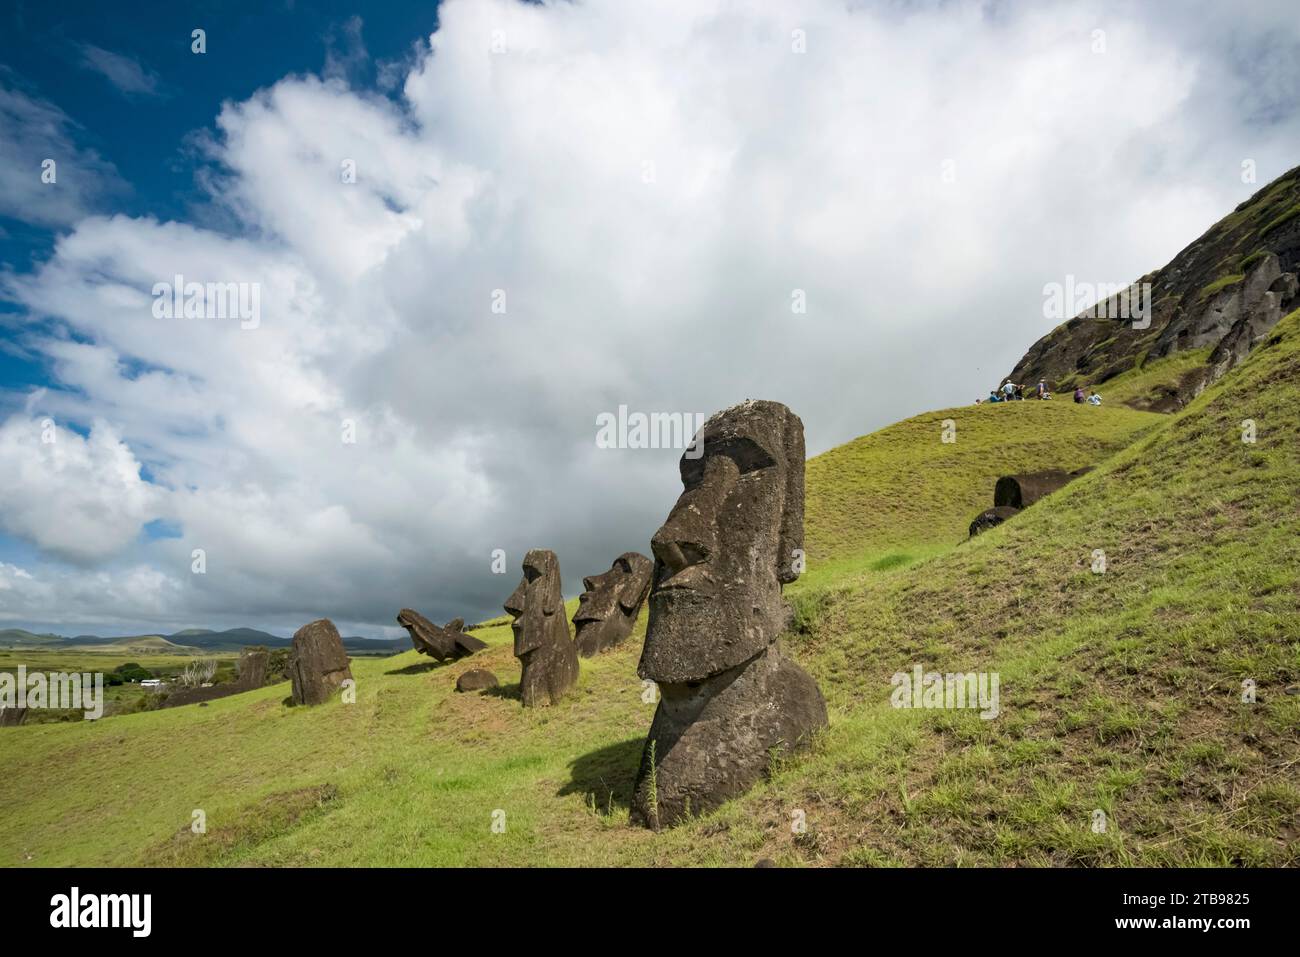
[1,0,1298,639]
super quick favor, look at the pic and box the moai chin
[572,552,654,657]
[631,400,828,829]
[504,549,579,707]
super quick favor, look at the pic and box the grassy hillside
[803,400,1162,580]
[2,314,1298,867]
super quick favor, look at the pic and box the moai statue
[630,400,827,829]
[396,609,488,661]
[503,549,579,707]
[236,646,269,689]
[289,618,354,706]
[572,552,654,657]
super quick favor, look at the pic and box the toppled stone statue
[289,618,354,706]
[572,552,654,657]
[0,706,27,727]
[456,669,499,693]
[993,467,1091,509]
[396,609,487,662]
[968,505,1021,537]
[504,549,579,707]
[631,400,827,829]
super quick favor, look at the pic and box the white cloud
[0,82,124,226]
[2,0,1300,634]
[78,45,164,98]
[0,416,160,564]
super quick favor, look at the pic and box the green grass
[1198,273,1245,301]
[3,315,1299,867]
[1260,203,1300,237]
[1087,347,1213,408]
[804,400,1162,565]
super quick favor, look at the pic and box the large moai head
[639,399,806,683]
[289,618,353,706]
[632,400,825,829]
[573,551,654,657]
[504,549,579,706]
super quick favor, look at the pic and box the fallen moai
[630,399,828,829]
[289,618,354,706]
[993,469,1073,508]
[572,552,654,657]
[396,609,487,661]
[504,549,579,707]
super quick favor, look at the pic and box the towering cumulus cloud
[3,0,1299,634]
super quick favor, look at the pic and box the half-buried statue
[572,552,654,657]
[504,549,579,707]
[630,400,828,828]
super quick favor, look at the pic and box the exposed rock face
[0,706,27,727]
[504,550,579,707]
[396,609,488,661]
[969,505,1021,537]
[289,619,353,706]
[456,669,499,693]
[631,400,827,829]
[1009,166,1300,409]
[572,552,654,657]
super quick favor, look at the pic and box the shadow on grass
[558,735,643,812]
[385,659,449,676]
[482,681,522,702]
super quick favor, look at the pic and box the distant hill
[1010,164,1300,411]
[0,626,405,655]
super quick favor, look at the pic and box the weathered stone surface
[396,609,487,661]
[969,505,1021,537]
[237,646,269,688]
[289,618,353,706]
[456,669,499,693]
[993,470,1072,509]
[573,552,654,657]
[504,550,579,707]
[631,400,827,829]
[1007,166,1300,411]
[0,706,28,727]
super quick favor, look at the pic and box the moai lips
[504,549,579,707]
[631,400,827,829]
[573,552,654,657]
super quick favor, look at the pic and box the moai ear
[777,408,806,584]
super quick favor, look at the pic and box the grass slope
[2,316,1298,867]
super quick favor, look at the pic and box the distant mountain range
[0,626,406,656]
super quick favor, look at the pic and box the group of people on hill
[978,378,1101,406]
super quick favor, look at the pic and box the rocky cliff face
[1009,165,1300,411]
